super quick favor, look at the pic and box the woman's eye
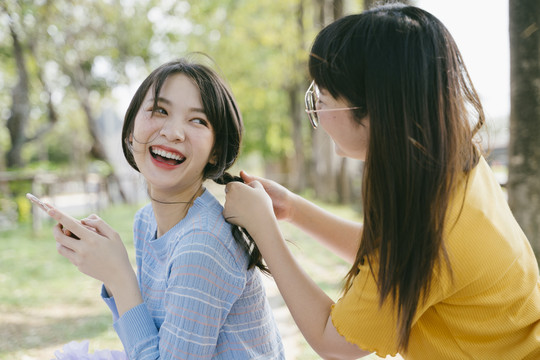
[146,106,167,116]
[192,118,209,126]
[154,107,167,115]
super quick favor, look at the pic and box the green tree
[1,0,157,170]
[1,1,58,168]
[167,0,319,191]
[0,0,370,205]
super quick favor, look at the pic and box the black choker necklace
[148,186,204,205]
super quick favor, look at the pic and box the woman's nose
[159,118,185,142]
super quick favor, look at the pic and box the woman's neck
[150,184,204,238]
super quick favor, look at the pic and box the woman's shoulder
[133,203,156,239]
[448,157,526,254]
[170,190,249,271]
[444,156,537,285]
[134,203,154,221]
[186,189,230,235]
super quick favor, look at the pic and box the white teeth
[151,147,184,161]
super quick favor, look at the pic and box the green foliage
[0,197,18,230]
[89,160,113,177]
[15,194,31,223]
[0,0,158,170]
[1,0,364,193]
[42,119,93,165]
[178,0,317,158]
[8,178,32,197]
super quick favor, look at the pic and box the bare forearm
[288,193,362,263]
[251,218,335,352]
[252,218,369,359]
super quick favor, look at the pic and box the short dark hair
[121,56,268,274]
[121,56,242,181]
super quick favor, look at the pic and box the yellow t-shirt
[331,157,540,359]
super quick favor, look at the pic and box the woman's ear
[129,133,133,144]
[208,150,219,165]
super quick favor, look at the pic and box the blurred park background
[1,0,539,359]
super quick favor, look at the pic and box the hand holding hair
[238,170,296,221]
[216,172,270,274]
[223,178,276,241]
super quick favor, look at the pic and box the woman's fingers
[56,240,77,264]
[250,180,264,189]
[81,215,118,240]
[225,180,253,199]
[224,182,247,223]
[240,170,257,183]
[240,171,271,189]
[52,223,81,252]
[224,180,273,231]
[47,206,95,240]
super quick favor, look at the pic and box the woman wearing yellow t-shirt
[224,3,540,359]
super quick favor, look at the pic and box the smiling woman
[128,73,215,201]
[149,147,186,165]
[47,56,285,359]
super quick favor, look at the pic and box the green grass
[0,203,139,359]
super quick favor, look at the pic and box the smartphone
[26,193,52,212]
[27,192,82,239]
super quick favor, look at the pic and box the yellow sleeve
[331,259,401,357]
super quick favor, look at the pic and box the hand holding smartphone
[26,193,52,212]
[26,193,81,239]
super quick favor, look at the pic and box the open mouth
[150,146,186,166]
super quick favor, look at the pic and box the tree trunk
[309,0,348,202]
[4,9,58,169]
[508,0,540,257]
[333,0,343,19]
[68,64,109,161]
[364,0,411,10]
[289,85,307,192]
[337,157,349,203]
[6,22,30,169]
[289,1,307,193]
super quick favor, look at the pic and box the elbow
[316,349,344,360]
[316,350,363,360]
[311,315,371,360]
[310,333,372,359]
[313,341,370,360]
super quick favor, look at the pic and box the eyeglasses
[304,81,360,129]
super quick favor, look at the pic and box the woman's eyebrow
[145,97,172,105]
[146,97,204,110]
[146,98,207,115]
[187,107,206,114]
